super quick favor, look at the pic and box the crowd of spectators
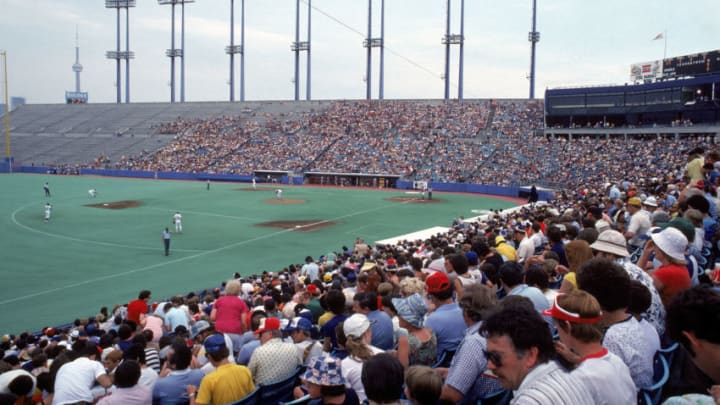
[4,147,720,403]
[5,101,720,404]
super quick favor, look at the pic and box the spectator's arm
[439,384,464,405]
[397,334,410,369]
[96,373,113,388]
[209,307,217,322]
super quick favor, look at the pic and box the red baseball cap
[255,317,281,334]
[425,271,450,293]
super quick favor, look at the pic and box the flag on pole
[652,33,664,40]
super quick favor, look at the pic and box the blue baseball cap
[203,334,226,354]
[285,317,313,333]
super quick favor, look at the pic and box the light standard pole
[1,51,11,173]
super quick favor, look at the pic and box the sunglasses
[483,349,503,368]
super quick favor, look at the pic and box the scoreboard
[630,50,720,82]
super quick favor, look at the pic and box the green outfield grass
[0,174,518,334]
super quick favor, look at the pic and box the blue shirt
[236,339,261,366]
[367,310,394,350]
[425,302,465,355]
[152,368,205,405]
[321,314,348,351]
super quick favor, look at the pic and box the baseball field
[0,174,519,334]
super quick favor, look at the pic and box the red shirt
[127,299,149,324]
[652,264,691,307]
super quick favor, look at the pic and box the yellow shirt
[318,311,334,327]
[495,243,518,262]
[196,363,255,405]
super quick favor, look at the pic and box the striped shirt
[511,361,593,405]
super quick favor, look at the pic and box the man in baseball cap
[424,272,465,358]
[285,317,323,366]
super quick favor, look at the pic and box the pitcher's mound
[387,197,442,203]
[264,199,305,204]
[257,220,336,232]
[85,200,142,209]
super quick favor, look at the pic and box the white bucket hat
[590,230,629,258]
[650,227,687,262]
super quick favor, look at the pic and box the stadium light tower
[363,0,385,100]
[442,0,465,101]
[159,0,194,103]
[105,0,135,104]
[291,0,311,101]
[226,0,245,102]
[528,0,540,99]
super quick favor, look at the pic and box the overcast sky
[1,0,718,104]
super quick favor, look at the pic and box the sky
[0,0,718,104]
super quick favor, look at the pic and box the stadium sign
[631,50,720,82]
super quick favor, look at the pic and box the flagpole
[663,29,667,59]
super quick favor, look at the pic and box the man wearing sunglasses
[480,303,593,404]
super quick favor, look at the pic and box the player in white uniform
[88,189,97,198]
[44,202,52,223]
[173,211,183,233]
[252,178,257,189]
[275,189,283,199]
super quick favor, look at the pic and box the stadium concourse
[2,100,720,404]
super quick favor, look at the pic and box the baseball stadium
[1,1,720,404]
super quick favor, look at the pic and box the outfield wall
[5,165,555,200]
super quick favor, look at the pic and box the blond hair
[224,279,242,296]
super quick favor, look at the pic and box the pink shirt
[143,315,164,343]
[214,296,249,334]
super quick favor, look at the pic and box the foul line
[3,199,412,304]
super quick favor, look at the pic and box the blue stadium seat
[637,353,670,405]
[477,389,511,405]
[279,394,311,405]
[431,350,456,368]
[259,366,304,404]
[228,387,261,405]
[658,342,680,368]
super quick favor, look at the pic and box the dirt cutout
[264,199,306,204]
[386,197,443,203]
[256,220,336,232]
[85,200,143,209]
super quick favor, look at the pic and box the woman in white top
[340,313,384,403]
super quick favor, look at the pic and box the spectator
[321,290,348,352]
[558,239,593,293]
[391,293,436,368]
[544,290,636,404]
[480,304,593,403]
[666,287,720,388]
[404,365,442,405]
[52,341,113,405]
[97,360,151,405]
[127,290,152,326]
[210,279,249,353]
[499,262,550,315]
[152,341,204,405]
[424,272,465,357]
[352,292,394,351]
[341,314,384,403]
[361,353,404,405]
[640,227,692,307]
[301,355,360,405]
[248,317,302,385]
[439,284,501,404]
[186,334,254,405]
[285,317,323,366]
[577,258,654,390]
[590,230,666,335]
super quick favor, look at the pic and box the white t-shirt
[0,369,36,396]
[52,357,108,405]
[574,350,636,404]
[341,345,384,403]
